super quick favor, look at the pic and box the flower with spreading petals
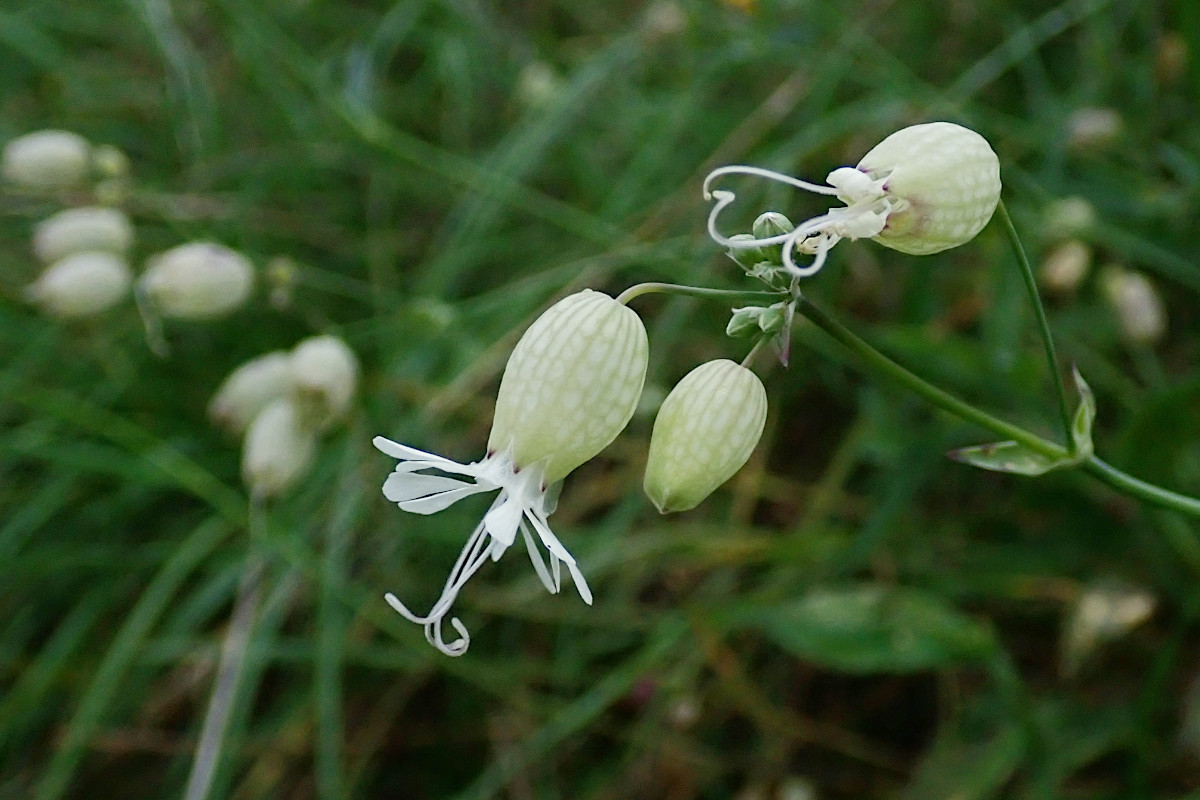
[704,121,1001,277]
[374,289,648,655]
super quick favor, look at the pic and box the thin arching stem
[997,200,1075,451]
[794,294,1200,518]
[615,282,784,306]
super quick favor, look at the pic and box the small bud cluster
[5,129,256,335]
[210,335,360,500]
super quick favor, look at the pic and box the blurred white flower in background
[2,130,92,189]
[140,242,254,320]
[242,398,318,501]
[25,251,132,318]
[1100,265,1167,345]
[290,334,359,429]
[209,351,294,435]
[33,207,134,264]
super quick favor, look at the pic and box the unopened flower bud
[726,306,765,337]
[2,130,92,189]
[242,398,318,499]
[643,359,767,513]
[726,233,769,271]
[289,335,359,429]
[854,121,1001,255]
[140,242,254,319]
[1039,239,1091,296]
[32,207,134,264]
[208,351,293,435]
[751,211,793,241]
[1100,266,1166,345]
[489,289,649,483]
[91,144,131,179]
[25,251,132,318]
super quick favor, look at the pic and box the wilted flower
[33,207,134,264]
[1100,266,1166,345]
[704,121,1001,276]
[242,398,318,500]
[139,242,254,319]
[25,251,132,318]
[1,130,92,189]
[643,359,768,513]
[290,335,358,429]
[374,289,648,655]
[208,351,293,435]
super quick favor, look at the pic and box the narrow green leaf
[947,440,1071,476]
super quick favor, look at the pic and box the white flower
[1101,266,1166,345]
[208,351,294,435]
[2,130,91,189]
[33,207,134,264]
[290,335,358,429]
[242,398,317,500]
[374,289,648,656]
[25,251,132,318]
[140,241,254,319]
[704,121,1001,277]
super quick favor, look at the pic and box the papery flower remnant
[374,289,649,655]
[704,121,1001,277]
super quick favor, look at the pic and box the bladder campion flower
[374,289,649,655]
[139,242,254,319]
[209,351,294,435]
[643,359,768,513]
[25,251,132,318]
[1,130,92,189]
[33,207,134,264]
[704,121,1001,277]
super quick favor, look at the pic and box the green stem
[796,295,1065,458]
[1081,457,1200,517]
[997,200,1075,450]
[615,282,783,306]
[795,295,1200,518]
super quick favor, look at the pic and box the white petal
[382,472,473,503]
[483,495,523,547]
[521,522,557,594]
[527,512,576,565]
[373,436,457,464]
[528,513,592,604]
[398,484,491,514]
[565,559,593,605]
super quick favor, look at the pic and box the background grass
[3,0,1200,797]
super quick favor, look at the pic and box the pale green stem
[997,200,1075,451]
[615,282,782,306]
[795,295,1200,518]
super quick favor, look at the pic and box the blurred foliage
[3,0,1200,798]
